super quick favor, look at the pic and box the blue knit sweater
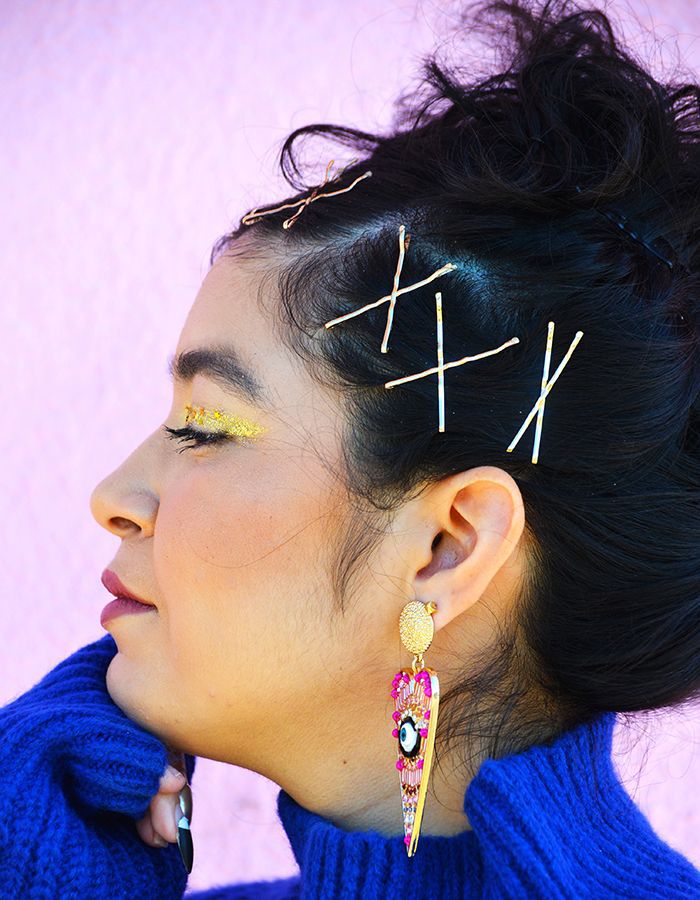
[1,635,698,898]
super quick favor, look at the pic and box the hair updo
[211,0,700,764]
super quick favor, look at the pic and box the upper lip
[101,569,156,607]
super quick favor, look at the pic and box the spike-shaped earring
[390,599,440,857]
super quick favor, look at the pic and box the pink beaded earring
[390,599,440,857]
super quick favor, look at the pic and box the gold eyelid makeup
[184,404,266,440]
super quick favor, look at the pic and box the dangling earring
[390,599,440,857]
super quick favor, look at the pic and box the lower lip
[101,598,157,626]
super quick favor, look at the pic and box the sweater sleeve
[0,633,198,900]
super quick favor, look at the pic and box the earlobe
[411,466,525,633]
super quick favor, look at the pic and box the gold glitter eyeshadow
[184,404,266,440]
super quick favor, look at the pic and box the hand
[136,749,190,847]
[0,634,198,898]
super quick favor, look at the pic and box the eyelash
[162,424,234,453]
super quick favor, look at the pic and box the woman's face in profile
[90,245,391,775]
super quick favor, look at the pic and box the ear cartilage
[506,323,583,463]
[380,224,411,354]
[241,158,372,230]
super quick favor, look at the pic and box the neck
[273,727,473,839]
[275,712,700,897]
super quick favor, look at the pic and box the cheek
[153,454,339,610]
[151,461,280,690]
[159,463,276,571]
[145,458,343,744]
[149,463,302,697]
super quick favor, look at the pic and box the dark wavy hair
[210,0,700,767]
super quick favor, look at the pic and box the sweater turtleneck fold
[1,635,698,899]
[274,712,700,899]
[277,786,479,899]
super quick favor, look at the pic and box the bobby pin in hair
[323,224,456,336]
[380,224,411,353]
[506,321,584,463]
[321,222,583,462]
[385,294,520,433]
[241,158,373,230]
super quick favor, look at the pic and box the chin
[105,654,132,712]
[105,653,154,728]
[105,655,189,751]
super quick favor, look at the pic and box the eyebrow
[167,344,270,407]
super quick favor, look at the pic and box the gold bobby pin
[241,158,373,230]
[506,321,584,463]
[324,223,455,335]
[385,302,520,434]
[324,262,456,330]
[435,292,445,431]
[184,404,266,440]
[320,227,583,462]
[380,224,411,353]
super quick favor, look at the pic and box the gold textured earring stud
[390,599,440,857]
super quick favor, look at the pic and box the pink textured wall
[2,0,698,890]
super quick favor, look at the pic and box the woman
[2,0,699,896]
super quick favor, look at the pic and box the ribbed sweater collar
[276,712,699,899]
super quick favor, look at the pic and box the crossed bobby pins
[323,224,583,465]
[242,166,583,464]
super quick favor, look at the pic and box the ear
[398,466,526,633]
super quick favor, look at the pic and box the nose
[90,436,159,539]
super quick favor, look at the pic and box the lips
[101,569,156,608]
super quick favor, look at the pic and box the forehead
[177,250,274,368]
[174,248,345,457]
[177,249,293,405]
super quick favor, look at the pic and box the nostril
[108,515,141,535]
